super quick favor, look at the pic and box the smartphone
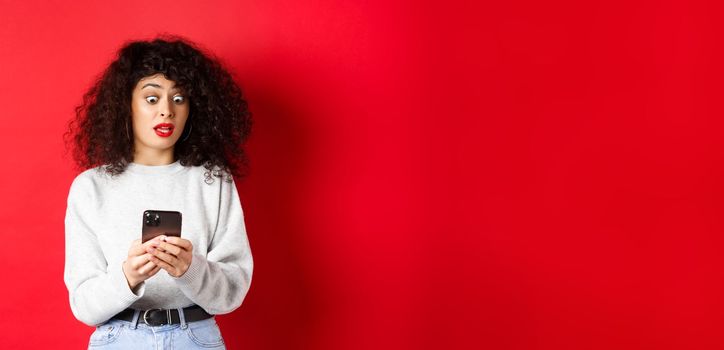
[141,210,182,243]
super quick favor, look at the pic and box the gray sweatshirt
[63,160,253,326]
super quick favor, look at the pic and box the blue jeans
[88,309,226,349]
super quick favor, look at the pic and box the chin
[141,140,177,150]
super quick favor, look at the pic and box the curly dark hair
[63,34,252,183]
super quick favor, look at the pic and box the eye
[145,96,158,104]
[173,95,185,104]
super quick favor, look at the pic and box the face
[130,74,190,154]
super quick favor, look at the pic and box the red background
[1,0,723,349]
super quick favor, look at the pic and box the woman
[63,35,253,349]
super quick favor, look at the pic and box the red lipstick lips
[154,123,175,137]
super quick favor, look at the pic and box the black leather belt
[111,305,213,327]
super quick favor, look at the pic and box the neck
[132,146,176,166]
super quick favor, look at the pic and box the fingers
[148,253,176,272]
[148,264,162,276]
[123,249,163,288]
[126,236,193,280]
[163,236,193,251]
[127,253,153,270]
[129,237,162,257]
[137,260,157,275]
[154,241,182,256]
[147,246,178,266]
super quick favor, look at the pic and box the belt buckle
[143,308,170,326]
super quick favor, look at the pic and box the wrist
[122,260,139,289]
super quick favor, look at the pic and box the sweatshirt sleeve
[63,175,145,326]
[171,175,254,314]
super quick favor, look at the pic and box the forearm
[65,260,145,326]
[172,252,253,314]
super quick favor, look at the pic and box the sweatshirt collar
[126,159,186,175]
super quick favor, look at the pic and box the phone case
[141,210,182,243]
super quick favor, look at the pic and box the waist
[111,304,213,327]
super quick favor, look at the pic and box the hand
[122,238,163,290]
[146,236,194,278]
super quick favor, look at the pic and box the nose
[159,98,174,118]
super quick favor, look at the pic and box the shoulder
[67,165,113,200]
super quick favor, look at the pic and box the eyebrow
[141,83,181,91]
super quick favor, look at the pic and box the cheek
[131,102,153,126]
[177,105,190,120]
[176,109,190,125]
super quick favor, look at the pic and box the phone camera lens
[144,212,161,227]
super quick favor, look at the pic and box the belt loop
[178,307,188,329]
[130,309,141,330]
